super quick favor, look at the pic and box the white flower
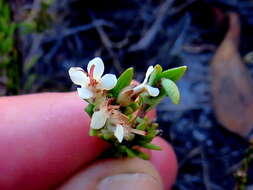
[133,66,159,97]
[90,108,109,130]
[90,108,125,143]
[90,103,146,143]
[69,57,117,99]
[114,124,124,143]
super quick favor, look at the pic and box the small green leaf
[142,90,166,112]
[0,17,7,32]
[118,145,136,157]
[101,133,112,141]
[161,78,180,104]
[2,3,10,22]
[161,66,187,81]
[133,149,149,160]
[148,64,162,85]
[6,23,16,37]
[0,0,3,11]
[85,104,95,117]
[129,102,139,111]
[125,148,136,157]
[110,67,134,97]
[2,37,13,54]
[89,129,98,136]
[141,143,162,150]
[136,122,147,130]
[123,106,134,115]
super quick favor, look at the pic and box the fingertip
[149,137,178,189]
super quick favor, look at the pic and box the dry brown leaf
[211,13,253,138]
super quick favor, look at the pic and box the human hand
[0,92,178,190]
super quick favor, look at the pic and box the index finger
[0,92,108,190]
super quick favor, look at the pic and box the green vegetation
[0,0,19,95]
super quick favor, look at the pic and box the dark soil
[10,0,253,189]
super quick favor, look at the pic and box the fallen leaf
[211,13,253,138]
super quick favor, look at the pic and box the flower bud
[117,86,135,106]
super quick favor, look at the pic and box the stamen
[109,105,120,110]
[88,64,98,86]
[89,64,95,79]
[130,128,146,136]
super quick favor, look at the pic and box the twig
[169,14,191,55]
[234,141,253,190]
[44,39,62,62]
[226,159,244,175]
[169,0,197,15]
[91,15,123,73]
[26,0,41,22]
[60,20,114,39]
[179,146,201,168]
[128,0,174,52]
[44,20,114,43]
[183,44,216,53]
[23,34,43,69]
[201,146,212,190]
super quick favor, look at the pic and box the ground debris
[211,13,253,139]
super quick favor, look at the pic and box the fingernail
[97,173,163,190]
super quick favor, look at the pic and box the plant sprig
[69,57,187,159]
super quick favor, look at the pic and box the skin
[0,92,178,190]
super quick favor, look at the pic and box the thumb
[58,158,163,190]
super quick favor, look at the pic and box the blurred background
[1,0,253,189]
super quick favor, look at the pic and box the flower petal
[77,87,93,99]
[90,110,108,129]
[145,85,160,97]
[143,66,154,84]
[69,67,89,87]
[133,84,144,94]
[114,124,124,143]
[87,57,104,80]
[100,74,117,90]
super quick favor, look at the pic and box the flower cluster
[69,57,186,159]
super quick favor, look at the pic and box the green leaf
[161,78,180,104]
[1,55,10,66]
[142,90,166,112]
[123,106,134,115]
[133,149,149,160]
[101,133,112,140]
[85,104,95,117]
[160,66,187,81]
[2,3,10,22]
[129,102,139,111]
[89,129,98,136]
[140,143,162,150]
[2,37,13,54]
[136,121,147,130]
[6,23,16,37]
[0,0,3,11]
[125,147,136,158]
[111,67,134,97]
[148,64,163,86]
[0,17,7,34]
